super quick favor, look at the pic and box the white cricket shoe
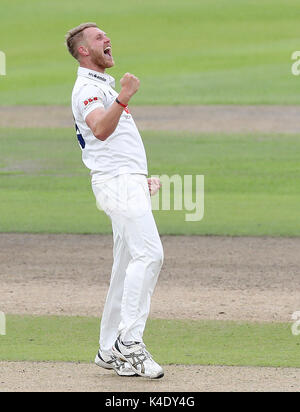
[95,350,137,377]
[112,337,164,379]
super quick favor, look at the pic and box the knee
[158,246,164,267]
[150,244,164,268]
[133,241,164,268]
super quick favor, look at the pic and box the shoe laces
[119,338,153,361]
[135,342,153,360]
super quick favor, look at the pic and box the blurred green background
[1,129,300,235]
[1,0,300,376]
[0,0,299,236]
[0,0,299,104]
[2,315,300,368]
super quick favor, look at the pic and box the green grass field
[1,315,299,368]
[0,0,300,105]
[1,128,300,236]
[1,1,299,381]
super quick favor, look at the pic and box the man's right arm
[86,73,140,141]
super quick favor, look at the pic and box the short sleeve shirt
[71,67,148,179]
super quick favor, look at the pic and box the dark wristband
[115,98,128,108]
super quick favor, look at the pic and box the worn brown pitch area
[1,105,300,133]
[1,234,300,392]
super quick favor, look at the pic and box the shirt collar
[77,67,115,88]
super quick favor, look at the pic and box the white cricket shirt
[71,67,148,181]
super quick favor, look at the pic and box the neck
[79,61,105,74]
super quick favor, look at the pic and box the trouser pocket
[92,174,151,218]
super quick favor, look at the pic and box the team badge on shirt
[83,97,101,106]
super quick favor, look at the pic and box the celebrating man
[65,23,164,379]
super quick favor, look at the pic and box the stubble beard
[90,49,114,72]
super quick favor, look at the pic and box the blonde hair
[65,22,98,60]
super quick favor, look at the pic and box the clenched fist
[118,73,140,105]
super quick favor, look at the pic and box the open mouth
[104,46,112,57]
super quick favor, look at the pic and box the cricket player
[66,23,164,379]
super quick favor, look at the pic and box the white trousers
[92,174,164,355]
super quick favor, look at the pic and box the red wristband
[115,98,128,108]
